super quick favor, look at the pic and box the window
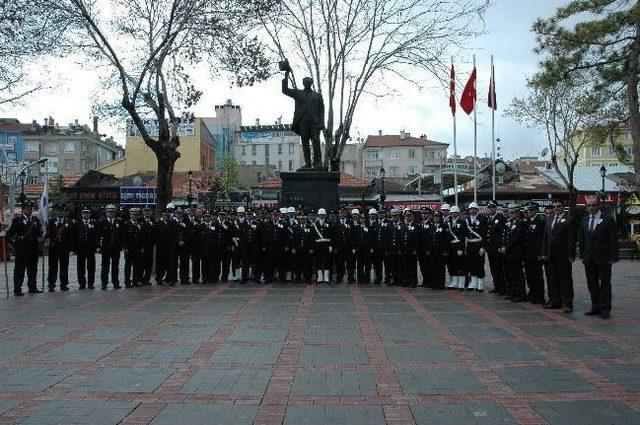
[278,160,283,169]
[389,148,398,159]
[24,141,39,152]
[241,145,246,156]
[289,144,294,155]
[591,147,601,157]
[27,176,39,184]
[251,145,257,155]
[278,144,282,154]
[609,147,616,156]
[44,142,57,154]
[408,148,416,159]
[264,145,269,156]
[64,158,75,169]
[366,150,380,159]
[609,162,619,167]
[7,136,17,146]
[389,166,399,177]
[407,165,417,175]
[241,160,246,165]
[252,160,257,165]
[64,141,76,152]
[289,159,294,171]
[625,147,633,156]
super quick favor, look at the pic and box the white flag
[38,178,49,234]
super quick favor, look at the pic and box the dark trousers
[142,246,154,284]
[299,251,312,282]
[335,248,355,282]
[178,248,190,283]
[418,252,430,287]
[356,251,371,284]
[314,244,331,270]
[432,256,447,289]
[14,251,38,293]
[401,254,418,287]
[524,257,545,302]
[191,250,201,283]
[386,252,400,285]
[505,258,525,298]
[383,255,392,284]
[239,249,253,283]
[371,249,384,284]
[584,260,612,313]
[48,249,70,288]
[278,248,291,281]
[487,252,506,292]
[101,250,120,287]
[467,248,485,278]
[156,246,177,283]
[547,257,573,307]
[219,249,231,281]
[77,251,96,288]
[124,249,143,286]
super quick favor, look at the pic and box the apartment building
[235,119,303,172]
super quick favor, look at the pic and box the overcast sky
[3,0,566,161]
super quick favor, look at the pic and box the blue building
[0,118,30,163]
[203,100,242,170]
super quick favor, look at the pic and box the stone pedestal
[280,171,340,212]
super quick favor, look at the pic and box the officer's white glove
[457,250,463,256]
[0,231,6,237]
[329,246,333,253]
[479,248,485,256]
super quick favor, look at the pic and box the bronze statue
[281,59,325,169]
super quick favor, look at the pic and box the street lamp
[599,165,607,202]
[379,166,386,208]
[18,171,26,205]
[187,170,194,206]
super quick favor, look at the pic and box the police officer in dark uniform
[299,211,315,283]
[500,204,527,302]
[47,204,76,292]
[258,209,278,283]
[97,204,122,289]
[524,202,545,304]
[380,208,393,285]
[384,209,402,285]
[199,211,217,284]
[485,200,507,295]
[417,206,433,287]
[123,207,144,287]
[5,201,43,295]
[140,206,155,285]
[466,202,488,292]
[217,210,233,282]
[235,206,258,284]
[368,208,385,285]
[354,211,371,284]
[399,209,419,287]
[76,206,97,289]
[334,209,355,284]
[447,206,468,290]
[173,208,190,284]
[154,209,177,285]
[429,211,450,290]
[313,208,332,284]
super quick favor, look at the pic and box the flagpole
[1,185,8,298]
[491,55,496,201]
[452,56,459,206]
[473,54,478,203]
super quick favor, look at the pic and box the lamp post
[18,171,26,205]
[187,170,194,206]
[379,166,386,209]
[599,165,607,202]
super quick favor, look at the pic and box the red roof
[253,172,371,189]
[365,134,447,148]
[0,120,35,133]
[23,174,84,197]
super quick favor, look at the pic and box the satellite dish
[540,148,549,158]
[133,176,142,186]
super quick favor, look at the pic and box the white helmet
[351,209,359,215]
[450,206,460,213]
[441,203,451,211]
[279,207,287,214]
[287,207,296,213]
[369,208,377,215]
[317,208,327,215]
[468,202,479,209]
[236,206,245,213]
[166,202,176,210]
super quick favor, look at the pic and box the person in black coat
[465,202,488,291]
[199,212,217,284]
[354,212,371,285]
[47,204,76,292]
[500,204,527,302]
[485,200,507,294]
[577,196,618,318]
[122,207,144,287]
[154,210,178,285]
[367,209,385,285]
[4,202,43,296]
[384,209,402,286]
[429,212,450,290]
[173,208,190,284]
[447,206,468,290]
[313,208,332,284]
[334,209,356,284]
[417,207,434,288]
[523,202,546,304]
[235,206,259,284]
[541,199,577,313]
[97,204,123,289]
[399,209,419,288]
[140,206,155,286]
[76,206,97,289]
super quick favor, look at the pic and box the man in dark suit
[524,202,546,304]
[76,206,97,289]
[97,204,123,289]
[485,200,507,294]
[154,210,178,285]
[541,199,576,313]
[140,206,155,285]
[5,201,43,296]
[500,204,526,302]
[578,196,618,319]
[47,204,76,292]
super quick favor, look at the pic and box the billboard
[127,119,196,137]
[120,186,157,205]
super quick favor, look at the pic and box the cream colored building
[562,125,634,168]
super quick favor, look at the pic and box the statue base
[280,171,340,212]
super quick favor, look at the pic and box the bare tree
[34,0,275,207]
[260,0,489,171]
[506,74,605,209]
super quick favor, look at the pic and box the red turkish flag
[460,67,476,115]
[488,64,497,110]
[449,64,456,116]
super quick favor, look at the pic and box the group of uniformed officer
[4,199,560,302]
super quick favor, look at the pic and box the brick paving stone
[151,326,218,342]
[468,342,546,362]
[549,340,633,360]
[0,401,17,415]
[240,314,294,326]
[494,311,551,323]
[298,344,369,365]
[0,365,78,391]
[0,342,38,362]
[410,403,516,424]
[124,343,200,362]
[385,343,457,364]
[431,311,483,325]
[3,325,78,341]
[283,405,385,425]
[180,369,271,396]
[367,302,415,314]
[518,324,585,338]
[449,326,514,341]
[307,314,358,326]
[37,342,119,362]
[377,326,440,343]
[303,328,362,343]
[208,344,283,365]
[422,302,470,312]
[78,326,149,341]
[493,365,596,393]
[591,364,640,392]
[16,400,138,425]
[171,314,230,326]
[531,401,640,425]
[74,367,172,393]
[150,403,258,425]
[397,370,487,395]
[291,370,378,396]
[228,327,290,342]
[371,313,425,327]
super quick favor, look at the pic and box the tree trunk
[156,147,178,210]
[626,17,640,191]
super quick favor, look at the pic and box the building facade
[21,117,124,183]
[363,131,448,179]
[203,99,242,170]
[235,120,303,172]
[561,125,634,168]
[101,117,214,178]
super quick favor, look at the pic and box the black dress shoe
[113,284,122,289]
[79,285,86,290]
[510,296,525,302]
[48,287,55,292]
[585,310,602,316]
[562,306,573,314]
[543,303,561,309]
[28,288,43,294]
[488,289,499,293]
[101,285,108,290]
[88,285,95,290]
[601,312,610,319]
[14,291,24,297]
[60,286,69,291]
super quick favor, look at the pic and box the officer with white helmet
[313,208,332,283]
[446,205,469,290]
[466,201,488,292]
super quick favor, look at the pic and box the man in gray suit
[577,195,618,319]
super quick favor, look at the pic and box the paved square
[0,260,639,424]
